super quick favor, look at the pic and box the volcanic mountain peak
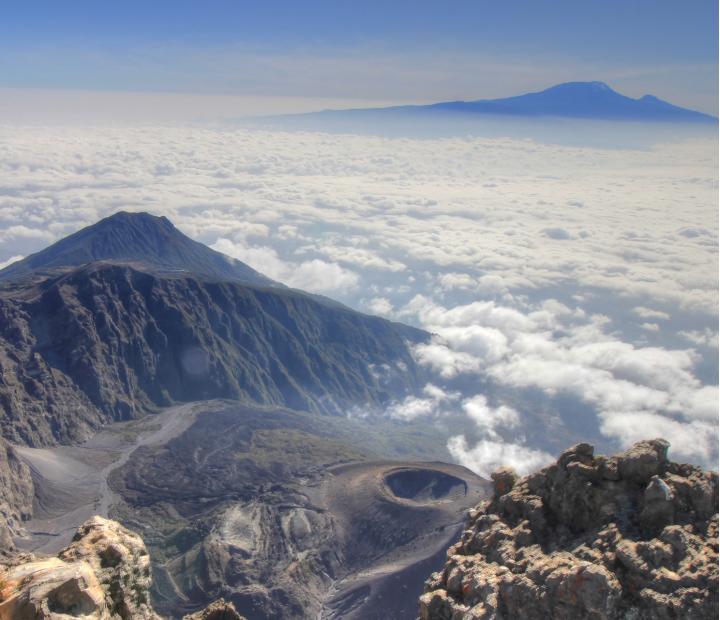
[428,80,717,121]
[0,211,274,287]
[283,81,716,124]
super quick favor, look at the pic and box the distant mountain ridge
[0,211,275,287]
[285,81,717,123]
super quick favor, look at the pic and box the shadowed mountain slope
[0,213,427,447]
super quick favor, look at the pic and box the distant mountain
[0,211,275,287]
[0,212,427,446]
[284,82,717,123]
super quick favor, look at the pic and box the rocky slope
[0,214,426,447]
[0,439,33,558]
[420,439,719,619]
[0,516,245,620]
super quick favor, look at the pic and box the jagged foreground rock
[420,439,719,619]
[0,516,244,620]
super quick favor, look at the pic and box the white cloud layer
[0,123,715,471]
[447,435,554,479]
[403,294,718,464]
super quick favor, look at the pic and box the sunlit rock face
[420,439,719,620]
[0,516,158,620]
[0,516,246,620]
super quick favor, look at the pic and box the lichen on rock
[420,439,719,619]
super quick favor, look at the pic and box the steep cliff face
[0,516,245,620]
[0,262,425,447]
[0,439,33,557]
[420,440,719,620]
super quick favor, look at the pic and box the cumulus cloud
[386,383,460,421]
[366,297,393,315]
[308,244,406,272]
[462,395,520,439]
[403,292,718,466]
[599,410,716,463]
[447,435,554,478]
[633,306,670,321]
[412,340,482,378]
[211,237,359,293]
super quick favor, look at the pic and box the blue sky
[1,1,718,112]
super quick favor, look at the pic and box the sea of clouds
[0,123,716,473]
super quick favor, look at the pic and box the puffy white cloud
[434,326,509,365]
[633,306,670,321]
[462,395,519,439]
[412,340,482,378]
[308,244,406,272]
[386,383,459,421]
[366,297,393,315]
[211,237,359,293]
[289,259,360,293]
[599,410,717,463]
[447,435,554,479]
[437,272,478,291]
[402,288,717,466]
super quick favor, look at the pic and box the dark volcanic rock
[0,261,425,446]
[420,439,719,619]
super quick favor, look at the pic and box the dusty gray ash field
[108,404,486,619]
[13,401,486,619]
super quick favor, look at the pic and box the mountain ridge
[280,81,717,123]
[0,211,275,287]
[0,212,428,447]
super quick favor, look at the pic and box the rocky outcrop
[0,439,33,557]
[420,439,719,619]
[0,516,159,619]
[0,516,246,620]
[181,599,244,620]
